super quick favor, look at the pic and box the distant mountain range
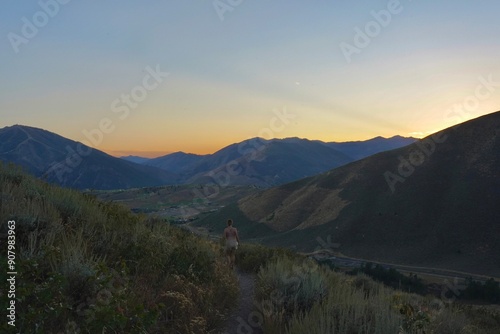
[196,111,500,276]
[120,155,151,164]
[131,136,416,187]
[0,124,416,190]
[0,125,177,190]
[145,152,204,175]
[327,135,417,160]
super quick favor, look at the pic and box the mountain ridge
[141,136,417,187]
[196,111,500,276]
[0,125,178,190]
[0,125,417,190]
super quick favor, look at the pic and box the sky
[1,1,499,157]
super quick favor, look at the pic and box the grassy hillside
[234,243,500,333]
[0,163,238,333]
[259,257,500,333]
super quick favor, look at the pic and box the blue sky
[1,0,499,156]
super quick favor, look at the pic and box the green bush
[253,253,500,334]
[235,242,295,273]
[348,262,426,295]
[167,233,216,283]
[256,256,328,328]
[460,278,500,304]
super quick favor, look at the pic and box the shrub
[460,278,500,304]
[349,262,426,295]
[256,256,328,328]
[236,242,295,273]
[255,255,429,333]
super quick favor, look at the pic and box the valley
[90,183,261,222]
[90,112,500,279]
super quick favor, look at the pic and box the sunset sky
[1,1,499,157]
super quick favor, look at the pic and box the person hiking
[223,219,240,269]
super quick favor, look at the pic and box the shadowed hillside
[198,112,500,276]
[186,138,354,187]
[0,125,178,190]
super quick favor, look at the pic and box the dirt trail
[222,270,264,334]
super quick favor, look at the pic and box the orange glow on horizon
[105,150,174,159]
[97,110,500,158]
[101,133,412,158]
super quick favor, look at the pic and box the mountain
[0,125,178,190]
[328,135,417,160]
[145,136,416,187]
[120,155,150,164]
[0,125,421,190]
[185,137,354,187]
[197,112,500,276]
[144,151,204,174]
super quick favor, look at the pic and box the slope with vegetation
[0,163,237,333]
[236,243,500,333]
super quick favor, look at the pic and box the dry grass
[254,255,500,333]
[239,184,349,232]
